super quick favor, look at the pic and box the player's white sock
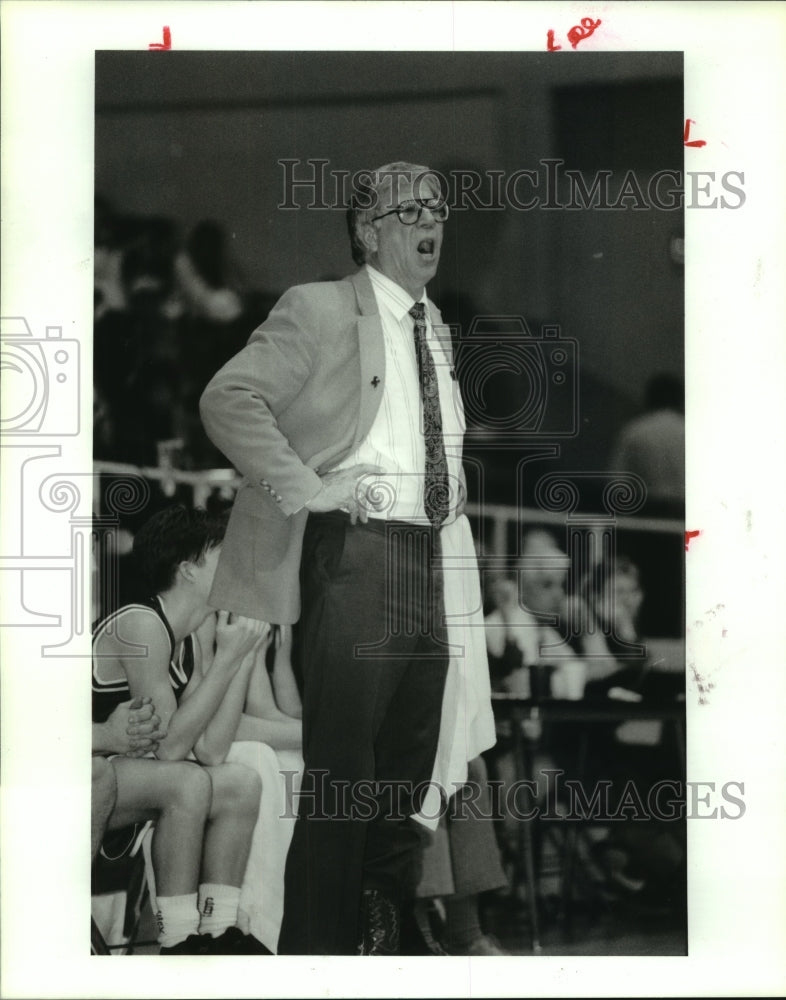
[197,883,241,938]
[155,893,200,947]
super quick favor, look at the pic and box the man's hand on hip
[305,464,386,525]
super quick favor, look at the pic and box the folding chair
[91,822,154,955]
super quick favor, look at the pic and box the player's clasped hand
[113,695,167,757]
[215,610,271,664]
[305,464,386,525]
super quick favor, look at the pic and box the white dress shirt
[335,264,465,524]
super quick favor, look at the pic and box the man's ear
[361,221,378,254]
[178,560,197,584]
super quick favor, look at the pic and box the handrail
[92,460,684,545]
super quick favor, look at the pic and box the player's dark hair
[132,504,227,595]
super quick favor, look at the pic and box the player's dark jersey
[92,596,195,723]
[92,596,198,863]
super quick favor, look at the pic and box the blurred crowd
[93,197,278,468]
[482,527,685,915]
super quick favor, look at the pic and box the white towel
[414,514,496,829]
[227,742,303,953]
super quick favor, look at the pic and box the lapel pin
[371,376,380,387]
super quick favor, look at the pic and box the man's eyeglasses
[370,198,450,225]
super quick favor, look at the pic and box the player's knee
[169,763,212,818]
[210,762,262,818]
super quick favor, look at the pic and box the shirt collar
[366,264,428,323]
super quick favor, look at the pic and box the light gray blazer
[200,267,449,622]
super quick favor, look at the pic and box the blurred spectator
[172,220,252,468]
[575,552,685,905]
[486,529,617,699]
[93,386,116,461]
[609,373,684,515]
[93,203,278,471]
[174,220,244,324]
[94,195,127,320]
[483,530,580,861]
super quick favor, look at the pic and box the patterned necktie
[409,302,449,529]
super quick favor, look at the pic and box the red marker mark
[683,118,706,148]
[685,529,701,551]
[548,16,601,51]
[149,26,172,50]
[567,17,602,49]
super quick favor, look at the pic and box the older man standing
[200,162,465,954]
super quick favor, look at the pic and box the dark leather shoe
[357,889,400,956]
[159,933,211,955]
[207,926,273,955]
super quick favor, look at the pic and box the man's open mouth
[417,238,435,256]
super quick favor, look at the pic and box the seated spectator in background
[572,552,685,904]
[483,533,569,857]
[609,372,684,515]
[484,530,617,859]
[92,504,268,954]
[577,553,646,694]
[486,529,618,699]
[576,551,684,700]
[485,537,684,907]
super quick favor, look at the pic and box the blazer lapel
[349,269,386,449]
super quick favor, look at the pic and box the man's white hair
[346,161,442,266]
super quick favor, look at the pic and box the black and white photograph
[1,3,784,998]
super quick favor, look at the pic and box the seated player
[92,504,268,954]
[91,695,166,862]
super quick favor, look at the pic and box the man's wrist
[303,481,324,512]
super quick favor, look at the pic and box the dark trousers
[278,513,449,954]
